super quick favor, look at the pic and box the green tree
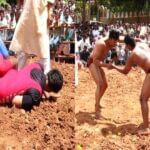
[76,0,90,23]
[0,0,7,5]
[0,0,17,5]
[98,0,150,12]
[75,0,150,22]
[6,0,17,5]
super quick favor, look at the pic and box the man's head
[108,30,120,47]
[124,35,135,50]
[46,69,63,93]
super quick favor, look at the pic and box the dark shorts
[87,57,93,67]
[147,69,150,73]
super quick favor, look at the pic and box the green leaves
[102,0,149,12]
[0,0,7,5]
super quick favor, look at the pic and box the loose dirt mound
[75,67,150,150]
[0,62,75,149]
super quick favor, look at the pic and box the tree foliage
[76,0,150,13]
[99,0,150,12]
[0,0,17,5]
[0,0,7,5]
[76,0,150,22]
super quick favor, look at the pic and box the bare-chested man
[87,30,120,119]
[112,35,150,135]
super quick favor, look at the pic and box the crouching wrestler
[0,62,63,111]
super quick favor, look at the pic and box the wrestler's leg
[99,67,108,100]
[89,63,108,119]
[95,68,108,119]
[138,74,150,135]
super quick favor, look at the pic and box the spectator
[80,45,90,66]
[9,0,55,74]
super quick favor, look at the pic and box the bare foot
[138,122,150,129]
[99,104,104,109]
[138,123,144,130]
[95,104,104,109]
[95,111,106,120]
[138,128,150,135]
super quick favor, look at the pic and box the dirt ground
[75,67,150,150]
[0,62,75,150]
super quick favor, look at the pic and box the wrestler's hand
[111,63,116,69]
[107,63,113,69]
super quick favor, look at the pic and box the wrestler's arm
[93,42,111,68]
[12,88,41,110]
[112,54,133,74]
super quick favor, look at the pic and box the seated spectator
[110,49,118,65]
[105,50,112,64]
[79,36,91,52]
[0,8,9,29]
[80,45,90,66]
[117,45,126,65]
[0,8,9,41]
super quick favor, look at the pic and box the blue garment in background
[0,39,9,58]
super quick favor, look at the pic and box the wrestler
[0,62,63,111]
[87,30,120,119]
[112,35,150,135]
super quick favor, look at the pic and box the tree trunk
[88,0,91,20]
[95,0,99,20]
[137,11,140,23]
[82,0,86,23]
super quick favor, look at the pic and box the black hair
[47,69,63,93]
[109,30,120,40]
[124,35,135,48]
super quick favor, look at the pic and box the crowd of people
[76,22,150,68]
[49,0,75,58]
[0,0,76,29]
[0,0,75,52]
[52,0,75,27]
